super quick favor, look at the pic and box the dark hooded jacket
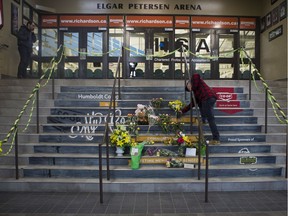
[17,24,36,52]
[181,73,217,113]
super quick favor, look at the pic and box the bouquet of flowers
[176,131,194,147]
[110,125,132,148]
[126,114,140,136]
[151,98,163,108]
[168,100,184,113]
[156,114,172,133]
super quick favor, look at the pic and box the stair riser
[42,125,262,133]
[57,93,248,100]
[23,167,281,178]
[33,145,271,154]
[53,100,252,108]
[27,155,276,166]
[38,134,266,143]
[60,86,244,93]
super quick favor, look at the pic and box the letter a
[196,39,210,52]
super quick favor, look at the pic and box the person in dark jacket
[181,73,220,145]
[17,21,36,78]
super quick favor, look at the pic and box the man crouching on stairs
[180,73,220,145]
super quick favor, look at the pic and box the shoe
[209,140,220,145]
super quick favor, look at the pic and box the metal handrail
[15,127,19,180]
[181,46,209,201]
[99,54,122,203]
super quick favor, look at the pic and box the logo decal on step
[69,108,125,141]
[238,147,258,171]
[212,87,243,115]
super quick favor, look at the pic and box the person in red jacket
[181,73,220,145]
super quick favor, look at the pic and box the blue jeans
[200,97,219,141]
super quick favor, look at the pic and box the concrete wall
[0,0,286,81]
[260,0,287,81]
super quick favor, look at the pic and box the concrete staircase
[0,79,286,192]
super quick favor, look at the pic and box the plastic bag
[130,142,145,170]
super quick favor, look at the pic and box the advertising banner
[109,15,124,27]
[240,17,256,29]
[191,16,238,29]
[175,16,190,28]
[41,15,58,28]
[59,15,107,27]
[126,15,173,27]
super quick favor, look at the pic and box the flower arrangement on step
[150,98,163,109]
[156,114,172,133]
[110,125,132,149]
[126,114,140,136]
[168,100,184,118]
[135,104,154,125]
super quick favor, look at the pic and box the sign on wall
[59,15,107,27]
[126,15,173,27]
[191,16,238,29]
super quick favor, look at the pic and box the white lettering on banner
[77,93,118,100]
[217,93,233,101]
[69,109,125,141]
[228,137,255,142]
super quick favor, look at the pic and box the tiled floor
[0,191,286,216]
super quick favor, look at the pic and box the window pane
[41,29,58,57]
[219,34,234,58]
[154,32,170,56]
[64,32,79,56]
[240,31,255,58]
[195,32,211,57]
[87,32,103,56]
[109,62,123,78]
[33,11,38,25]
[219,63,233,78]
[195,63,210,78]
[129,32,145,57]
[32,28,39,56]
[175,29,189,57]
[23,4,30,18]
[109,29,123,57]
[64,62,79,78]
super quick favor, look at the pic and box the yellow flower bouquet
[168,100,184,112]
[110,125,132,148]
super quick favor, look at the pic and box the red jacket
[182,74,217,113]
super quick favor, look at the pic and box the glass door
[59,29,81,78]
[59,28,106,79]
[192,29,239,79]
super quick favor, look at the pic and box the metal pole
[98,144,103,203]
[265,88,268,133]
[52,71,55,100]
[205,142,209,202]
[249,62,252,100]
[105,127,110,181]
[36,91,39,134]
[15,128,19,180]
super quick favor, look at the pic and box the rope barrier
[0,45,64,155]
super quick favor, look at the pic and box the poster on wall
[279,0,287,20]
[260,17,266,32]
[11,3,19,36]
[272,7,279,25]
[266,12,272,29]
[0,0,3,29]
